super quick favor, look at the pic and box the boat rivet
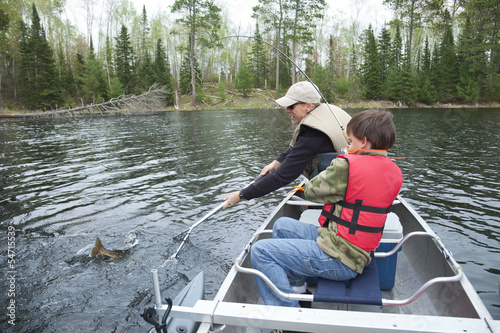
[177,326,187,333]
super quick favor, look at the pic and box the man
[223,81,351,209]
[251,110,403,307]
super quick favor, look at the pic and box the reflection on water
[0,108,499,332]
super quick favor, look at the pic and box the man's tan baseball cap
[275,81,321,107]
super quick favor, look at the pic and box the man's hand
[223,191,241,209]
[260,160,281,176]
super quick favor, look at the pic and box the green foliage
[179,48,202,96]
[172,0,221,106]
[2,0,500,110]
[80,40,109,103]
[235,63,254,96]
[311,63,334,102]
[418,37,437,104]
[115,25,134,94]
[419,77,437,104]
[436,10,459,102]
[109,77,124,99]
[136,51,156,93]
[391,23,403,69]
[0,4,8,108]
[154,38,174,105]
[378,26,392,83]
[361,25,381,100]
[19,4,62,109]
[217,82,227,101]
[278,40,292,88]
[249,23,267,88]
[195,85,210,104]
[457,70,480,103]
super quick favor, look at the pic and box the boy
[250,109,403,307]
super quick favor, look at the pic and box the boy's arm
[304,158,349,204]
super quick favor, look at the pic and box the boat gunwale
[148,178,499,333]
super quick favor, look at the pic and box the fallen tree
[0,85,169,119]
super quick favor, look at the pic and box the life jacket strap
[337,200,392,214]
[321,199,390,234]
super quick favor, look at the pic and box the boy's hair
[346,109,396,150]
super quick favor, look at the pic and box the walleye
[90,236,132,258]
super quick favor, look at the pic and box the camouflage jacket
[304,150,388,274]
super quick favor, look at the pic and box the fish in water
[90,236,132,258]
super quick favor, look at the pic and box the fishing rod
[221,35,348,140]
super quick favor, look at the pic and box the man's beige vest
[290,103,351,151]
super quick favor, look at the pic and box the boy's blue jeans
[250,217,357,307]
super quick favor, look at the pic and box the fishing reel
[142,297,172,333]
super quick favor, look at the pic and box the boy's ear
[362,137,372,149]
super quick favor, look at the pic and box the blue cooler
[375,212,403,290]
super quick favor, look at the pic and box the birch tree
[253,0,284,96]
[285,0,326,84]
[171,0,221,107]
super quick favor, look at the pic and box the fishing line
[390,156,500,160]
[220,35,348,139]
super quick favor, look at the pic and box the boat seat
[314,257,382,306]
[299,208,389,305]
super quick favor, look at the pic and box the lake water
[1,108,499,332]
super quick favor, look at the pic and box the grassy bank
[175,85,500,111]
[2,85,500,117]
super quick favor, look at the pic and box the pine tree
[436,10,459,102]
[399,44,418,106]
[311,64,331,101]
[418,36,437,104]
[0,4,8,109]
[391,23,403,70]
[154,38,174,105]
[347,45,362,101]
[321,35,339,102]
[378,26,392,91]
[249,22,268,88]
[56,45,76,99]
[383,21,404,102]
[461,0,500,101]
[140,6,150,61]
[278,38,292,89]
[137,51,156,93]
[361,24,381,100]
[81,39,109,103]
[235,62,254,96]
[19,4,62,110]
[115,25,134,94]
[456,16,480,103]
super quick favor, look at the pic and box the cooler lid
[381,212,403,242]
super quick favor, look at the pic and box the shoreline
[1,92,500,118]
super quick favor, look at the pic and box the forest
[0,0,499,111]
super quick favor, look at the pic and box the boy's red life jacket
[319,153,403,251]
